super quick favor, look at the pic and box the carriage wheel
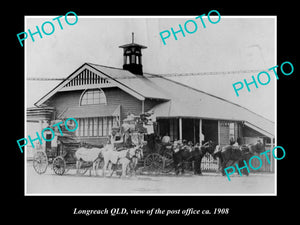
[33,151,48,174]
[143,153,163,173]
[52,156,66,175]
[161,150,174,173]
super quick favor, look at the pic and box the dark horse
[212,140,265,176]
[172,141,216,175]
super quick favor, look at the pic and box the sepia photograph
[24,15,276,195]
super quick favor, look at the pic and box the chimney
[119,33,147,75]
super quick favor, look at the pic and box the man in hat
[109,127,124,149]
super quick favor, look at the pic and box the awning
[244,121,274,139]
[149,100,275,138]
[58,105,121,119]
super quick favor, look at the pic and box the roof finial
[132,32,134,43]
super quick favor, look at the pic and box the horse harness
[126,148,141,161]
[115,147,141,164]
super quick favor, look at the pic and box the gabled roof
[88,63,170,100]
[34,63,274,137]
[34,63,169,107]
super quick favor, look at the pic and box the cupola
[119,33,147,75]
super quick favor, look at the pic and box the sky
[25,15,276,121]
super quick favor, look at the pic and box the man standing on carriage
[108,126,123,149]
[108,112,137,151]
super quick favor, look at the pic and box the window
[103,117,107,136]
[79,119,84,136]
[89,119,93,136]
[75,118,79,136]
[76,117,114,137]
[84,118,89,136]
[98,118,103,136]
[80,89,106,105]
[93,118,98,137]
[108,118,112,136]
[229,122,235,140]
[131,55,136,64]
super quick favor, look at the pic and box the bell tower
[119,33,147,75]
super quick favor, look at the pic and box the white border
[24,15,277,196]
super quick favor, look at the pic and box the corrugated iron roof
[145,76,274,137]
[88,63,170,100]
[87,64,274,137]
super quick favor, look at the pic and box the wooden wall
[47,87,146,121]
[46,90,82,118]
[104,87,142,120]
[219,121,231,146]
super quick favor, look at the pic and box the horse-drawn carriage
[32,121,104,176]
[142,138,174,174]
[123,113,177,174]
[33,134,82,175]
[143,139,216,175]
[32,116,146,177]
[138,114,216,175]
[32,114,217,177]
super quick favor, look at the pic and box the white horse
[102,145,143,178]
[75,146,106,176]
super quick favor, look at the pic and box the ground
[26,162,275,195]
